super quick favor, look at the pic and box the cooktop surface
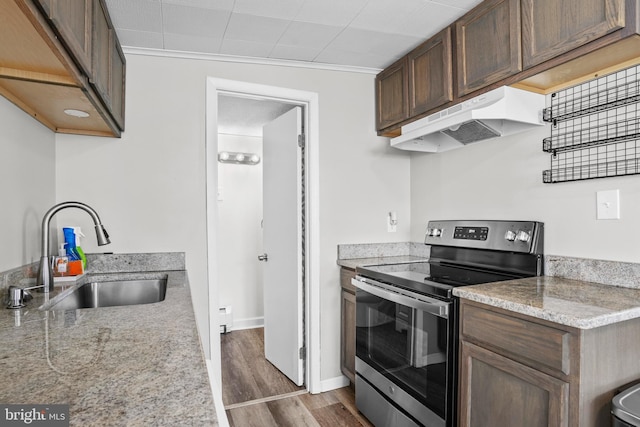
[356,261,526,300]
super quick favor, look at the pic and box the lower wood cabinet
[340,267,356,383]
[459,341,569,427]
[458,299,640,427]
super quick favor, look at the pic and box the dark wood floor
[220,327,373,427]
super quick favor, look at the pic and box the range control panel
[425,220,544,254]
[453,226,488,241]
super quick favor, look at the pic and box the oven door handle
[353,278,450,318]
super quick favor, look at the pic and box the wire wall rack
[542,64,640,183]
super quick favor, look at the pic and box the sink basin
[46,279,167,310]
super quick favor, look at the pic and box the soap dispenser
[55,243,68,275]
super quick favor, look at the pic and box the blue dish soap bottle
[63,227,81,261]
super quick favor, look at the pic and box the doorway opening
[205,78,321,407]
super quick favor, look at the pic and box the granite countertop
[0,268,217,426]
[453,276,640,330]
[337,255,428,270]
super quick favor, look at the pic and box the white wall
[410,123,640,262]
[55,53,412,381]
[217,134,264,327]
[0,97,56,272]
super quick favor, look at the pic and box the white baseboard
[224,316,264,332]
[318,375,351,393]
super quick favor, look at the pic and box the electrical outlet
[596,189,620,220]
[387,211,397,232]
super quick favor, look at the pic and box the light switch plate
[596,189,620,220]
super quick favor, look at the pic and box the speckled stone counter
[0,256,217,426]
[453,276,640,329]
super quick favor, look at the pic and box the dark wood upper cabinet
[408,27,453,117]
[375,57,408,132]
[110,34,126,131]
[456,0,522,96]
[372,0,638,134]
[521,0,625,70]
[91,0,110,109]
[49,0,93,78]
[0,0,124,137]
[91,0,125,131]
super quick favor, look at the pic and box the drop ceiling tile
[105,0,163,32]
[294,0,368,27]
[162,4,230,39]
[397,2,476,38]
[324,28,423,58]
[219,39,277,58]
[115,29,165,49]
[104,0,485,69]
[162,0,235,11]
[233,0,305,20]
[278,21,342,49]
[270,44,323,62]
[350,0,427,34]
[164,33,223,53]
[224,13,290,43]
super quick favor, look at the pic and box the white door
[261,106,304,386]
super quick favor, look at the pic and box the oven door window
[356,288,449,418]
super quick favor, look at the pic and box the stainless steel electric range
[352,220,544,427]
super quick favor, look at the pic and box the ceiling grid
[105,0,483,70]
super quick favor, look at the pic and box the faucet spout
[37,201,111,292]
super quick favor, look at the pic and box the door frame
[205,77,321,394]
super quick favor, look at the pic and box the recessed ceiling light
[63,109,90,118]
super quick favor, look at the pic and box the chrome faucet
[37,201,111,293]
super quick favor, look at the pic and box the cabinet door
[459,341,569,427]
[408,27,453,117]
[49,0,93,77]
[340,288,356,383]
[521,0,625,69]
[456,0,521,96]
[91,0,110,108]
[110,32,125,130]
[90,0,125,130]
[375,57,408,131]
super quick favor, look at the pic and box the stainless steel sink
[46,279,167,310]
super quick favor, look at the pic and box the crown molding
[122,46,383,75]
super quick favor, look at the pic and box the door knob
[258,253,268,261]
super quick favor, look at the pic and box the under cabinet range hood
[390,86,545,153]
